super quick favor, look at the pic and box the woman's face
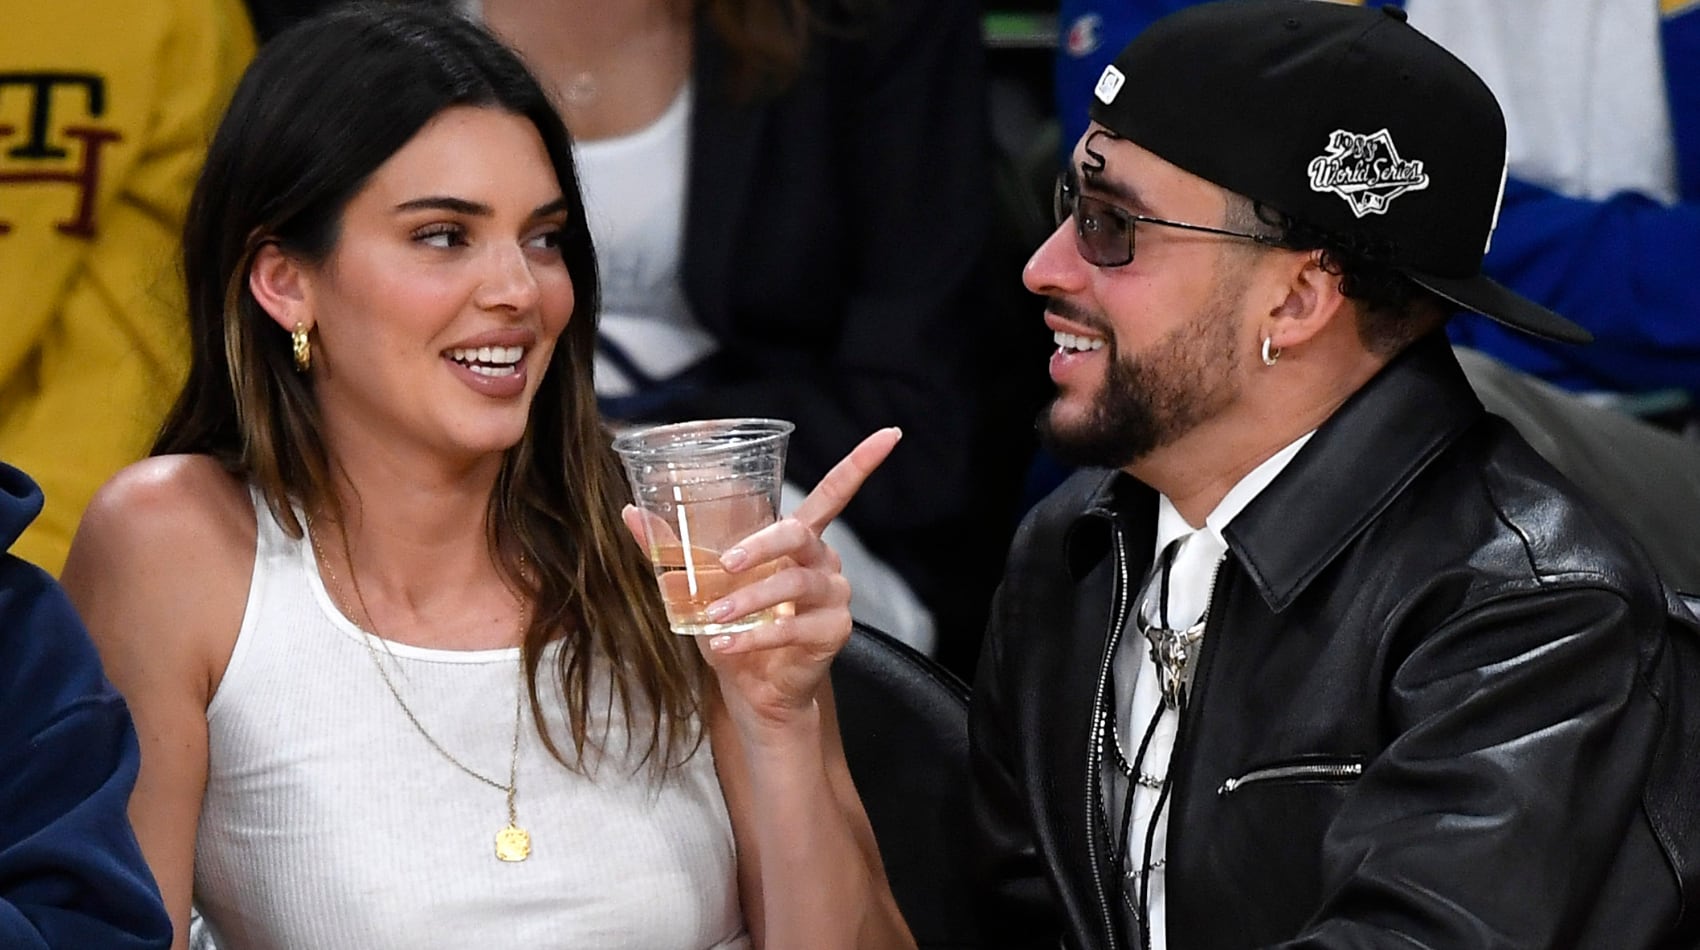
[294,105,577,469]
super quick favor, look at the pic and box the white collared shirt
[1109,430,1314,949]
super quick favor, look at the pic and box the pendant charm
[1144,621,1205,710]
[495,823,531,862]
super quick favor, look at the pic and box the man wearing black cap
[965,2,1700,948]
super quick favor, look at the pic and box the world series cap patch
[1307,129,1431,217]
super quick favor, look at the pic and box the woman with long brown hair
[62,5,913,948]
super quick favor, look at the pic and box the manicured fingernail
[705,600,734,621]
[708,635,733,651]
[720,547,748,571]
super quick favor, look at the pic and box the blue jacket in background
[0,462,171,949]
[1055,0,1700,398]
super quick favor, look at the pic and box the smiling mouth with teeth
[1054,331,1106,353]
[447,345,526,377]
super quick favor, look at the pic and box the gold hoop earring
[1261,337,1282,367]
[292,322,312,373]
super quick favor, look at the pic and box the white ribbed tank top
[192,492,749,950]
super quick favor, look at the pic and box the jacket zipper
[1217,761,1364,795]
[1087,519,1133,950]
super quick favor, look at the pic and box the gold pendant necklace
[309,518,531,862]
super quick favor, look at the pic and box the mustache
[1044,296,1112,338]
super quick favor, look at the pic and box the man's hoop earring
[1261,337,1281,367]
[292,323,312,373]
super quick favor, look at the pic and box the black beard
[1037,343,1166,469]
[1036,286,1245,471]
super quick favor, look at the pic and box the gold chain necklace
[308,520,532,862]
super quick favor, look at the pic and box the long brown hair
[158,2,703,772]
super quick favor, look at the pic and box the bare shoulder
[63,455,257,697]
[69,454,255,572]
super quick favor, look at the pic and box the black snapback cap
[1088,0,1591,344]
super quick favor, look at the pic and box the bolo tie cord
[1136,695,1183,950]
[1117,540,1184,950]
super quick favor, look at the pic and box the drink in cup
[612,418,793,636]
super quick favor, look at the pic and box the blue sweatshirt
[0,462,171,949]
[1055,0,1700,397]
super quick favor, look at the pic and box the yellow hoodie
[0,0,253,573]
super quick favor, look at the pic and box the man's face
[1028,127,1262,471]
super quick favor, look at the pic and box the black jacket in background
[673,0,988,551]
[967,334,1700,949]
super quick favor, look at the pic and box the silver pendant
[1144,621,1204,710]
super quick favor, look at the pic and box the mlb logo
[1066,14,1102,57]
[1094,65,1125,105]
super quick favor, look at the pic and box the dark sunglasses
[1052,170,1283,268]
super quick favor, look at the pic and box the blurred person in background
[0,0,254,574]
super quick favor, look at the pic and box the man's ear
[1265,250,1349,351]
[248,241,313,333]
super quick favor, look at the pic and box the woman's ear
[248,241,313,333]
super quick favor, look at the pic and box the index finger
[621,504,680,551]
[790,427,902,533]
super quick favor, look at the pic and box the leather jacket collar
[1064,334,1483,607]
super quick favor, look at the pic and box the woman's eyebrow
[390,196,570,219]
[393,195,492,216]
[531,196,570,219]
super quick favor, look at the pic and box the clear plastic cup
[612,418,794,636]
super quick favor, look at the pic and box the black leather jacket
[967,336,1700,949]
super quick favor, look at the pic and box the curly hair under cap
[1225,195,1451,356]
